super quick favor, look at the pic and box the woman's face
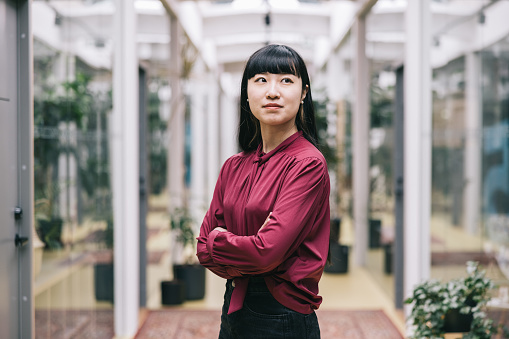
[247,72,308,131]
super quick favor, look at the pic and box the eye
[254,76,266,82]
[281,77,294,84]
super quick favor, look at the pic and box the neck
[260,125,298,153]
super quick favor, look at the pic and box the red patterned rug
[135,309,404,339]
[35,309,114,339]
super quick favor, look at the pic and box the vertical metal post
[113,0,139,336]
[17,1,34,338]
[206,73,220,202]
[463,52,481,235]
[139,66,148,308]
[168,14,185,210]
[219,77,238,163]
[404,0,432,317]
[352,16,369,266]
[394,65,405,309]
[190,60,207,225]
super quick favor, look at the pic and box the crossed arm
[196,158,328,279]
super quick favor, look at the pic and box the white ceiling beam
[203,12,329,38]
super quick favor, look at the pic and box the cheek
[290,92,303,108]
[246,84,258,100]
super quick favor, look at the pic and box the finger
[260,212,272,230]
[266,212,272,222]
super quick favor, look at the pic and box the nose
[266,82,280,99]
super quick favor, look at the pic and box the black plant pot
[324,243,349,274]
[173,264,206,300]
[384,243,393,274]
[94,263,114,303]
[330,218,342,244]
[369,219,382,249]
[161,280,186,305]
[443,308,473,333]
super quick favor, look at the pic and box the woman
[196,44,330,339]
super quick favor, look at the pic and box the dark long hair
[238,44,318,152]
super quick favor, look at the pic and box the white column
[190,60,207,224]
[58,122,78,224]
[219,74,239,163]
[326,51,342,218]
[404,0,432,313]
[168,15,185,210]
[207,73,220,201]
[463,52,481,235]
[56,53,77,227]
[352,17,369,266]
[112,1,139,337]
[327,51,341,102]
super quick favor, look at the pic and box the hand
[214,227,227,232]
[259,212,272,232]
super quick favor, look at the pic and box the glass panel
[364,2,401,299]
[145,77,172,308]
[429,1,509,296]
[480,37,509,288]
[33,1,114,336]
[329,32,354,266]
[367,61,396,299]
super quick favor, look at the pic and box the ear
[301,84,309,101]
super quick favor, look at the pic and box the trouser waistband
[227,277,268,292]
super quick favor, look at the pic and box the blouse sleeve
[206,157,329,275]
[196,160,239,279]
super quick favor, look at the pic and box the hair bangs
[245,46,301,80]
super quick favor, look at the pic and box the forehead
[246,54,301,79]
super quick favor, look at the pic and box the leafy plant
[34,179,64,249]
[147,86,167,194]
[405,261,500,339]
[313,94,338,171]
[35,69,113,230]
[170,208,197,264]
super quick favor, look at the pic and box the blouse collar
[254,131,303,165]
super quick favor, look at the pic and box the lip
[263,104,283,108]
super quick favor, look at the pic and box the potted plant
[324,218,350,274]
[93,216,114,303]
[161,207,205,305]
[405,261,499,338]
[34,182,64,250]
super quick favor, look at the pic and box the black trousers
[218,278,320,339]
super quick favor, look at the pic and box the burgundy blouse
[196,131,330,314]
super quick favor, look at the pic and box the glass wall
[144,76,172,309]
[359,0,509,306]
[33,1,115,336]
[430,55,475,281]
[364,3,402,299]
[323,32,355,262]
[367,60,396,298]
[31,0,182,324]
[479,37,509,284]
[429,1,509,297]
